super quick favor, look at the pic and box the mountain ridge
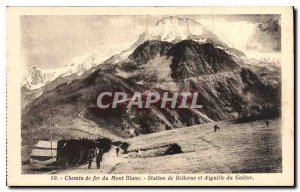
[23,52,107,90]
[21,16,281,163]
[23,16,245,91]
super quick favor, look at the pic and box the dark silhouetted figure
[96,148,103,169]
[266,120,269,127]
[214,125,220,132]
[116,147,120,156]
[87,149,94,169]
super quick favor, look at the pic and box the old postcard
[7,7,294,186]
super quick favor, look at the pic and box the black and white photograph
[6,6,294,187]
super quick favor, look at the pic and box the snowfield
[23,52,108,90]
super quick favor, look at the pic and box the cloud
[246,18,281,52]
[197,16,281,55]
[197,18,257,52]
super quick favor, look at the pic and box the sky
[21,15,280,69]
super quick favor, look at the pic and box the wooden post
[49,120,53,158]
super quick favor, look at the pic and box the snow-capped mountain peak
[23,66,57,90]
[135,16,228,47]
[108,16,231,65]
[23,52,107,90]
[23,16,237,90]
[62,52,106,76]
[151,16,206,40]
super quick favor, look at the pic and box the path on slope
[60,146,126,174]
[59,119,281,174]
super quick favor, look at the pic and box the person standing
[266,120,269,127]
[214,125,220,132]
[87,149,94,169]
[96,148,103,169]
[116,147,120,156]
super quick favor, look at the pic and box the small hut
[30,140,58,166]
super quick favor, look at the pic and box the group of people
[56,137,112,168]
[88,144,122,169]
[87,147,103,169]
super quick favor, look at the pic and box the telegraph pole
[49,119,53,158]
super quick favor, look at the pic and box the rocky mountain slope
[21,16,281,163]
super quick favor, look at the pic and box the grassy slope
[21,104,124,165]
[112,118,281,173]
[60,118,281,174]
